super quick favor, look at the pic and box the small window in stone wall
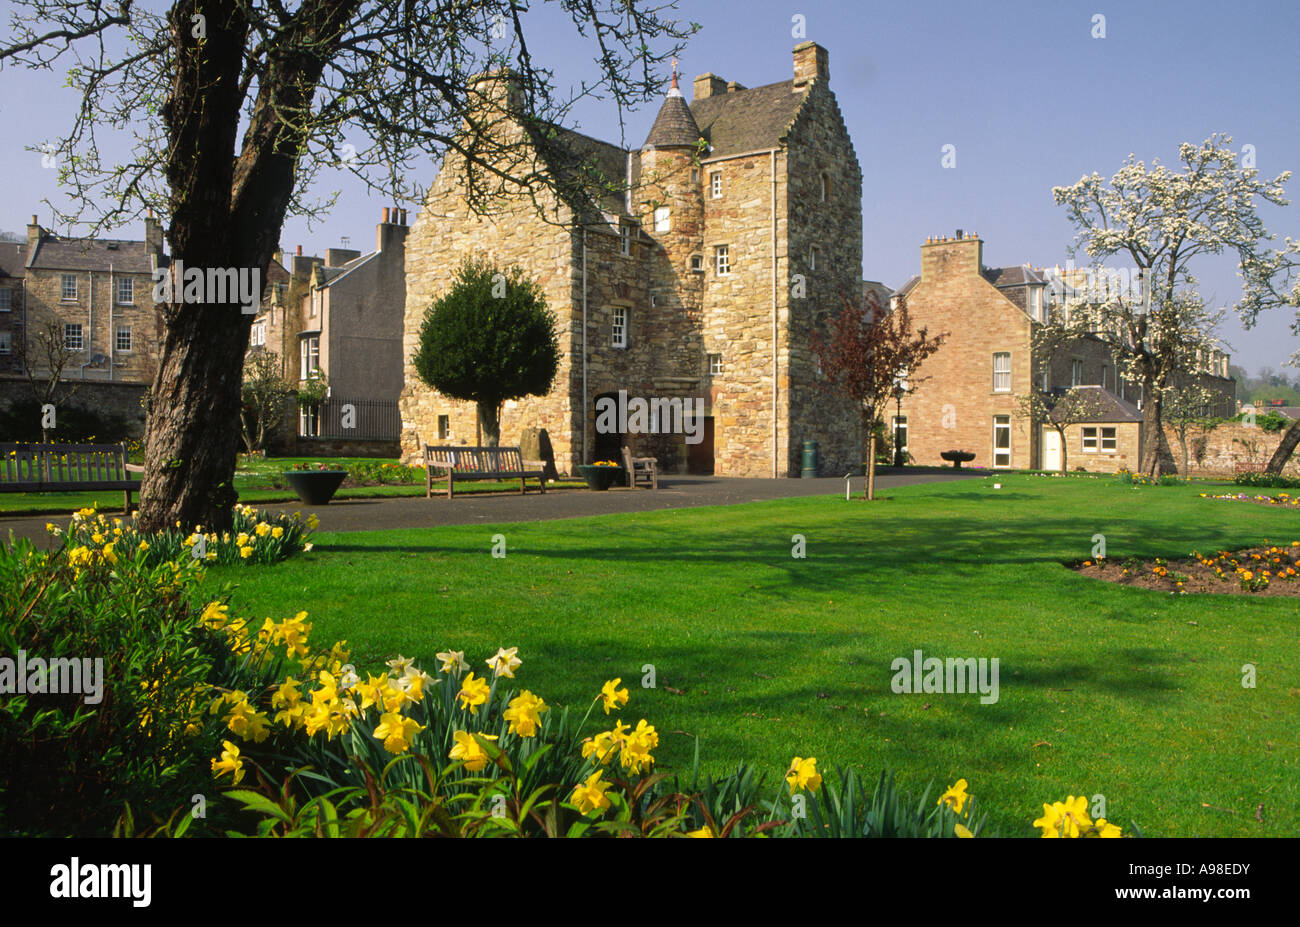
[64,323,83,351]
[1101,426,1117,452]
[810,246,820,271]
[438,415,450,440]
[612,306,627,348]
[1081,427,1098,452]
[819,173,831,202]
[115,326,132,352]
[654,206,670,233]
[710,171,722,199]
[116,276,134,304]
[61,275,77,301]
[0,332,10,354]
[715,245,730,275]
[0,288,11,311]
[708,353,723,375]
[690,254,704,272]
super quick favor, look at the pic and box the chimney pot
[400,208,408,225]
[30,215,37,225]
[383,207,391,223]
[296,245,303,256]
[956,229,963,239]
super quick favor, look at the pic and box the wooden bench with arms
[0,442,144,513]
[423,445,547,499]
[622,445,659,489]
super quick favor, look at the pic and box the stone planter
[285,470,347,505]
[577,465,626,491]
[940,450,976,469]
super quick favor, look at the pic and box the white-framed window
[300,335,320,376]
[438,414,450,440]
[115,326,132,352]
[64,323,83,351]
[654,206,671,233]
[992,352,1011,392]
[819,172,830,202]
[1071,358,1084,387]
[299,402,319,437]
[61,274,77,301]
[1100,364,1110,391]
[310,288,320,317]
[0,331,10,354]
[620,222,635,257]
[1029,286,1042,320]
[993,416,1011,468]
[710,171,722,199]
[1101,426,1117,452]
[611,306,628,348]
[116,276,134,304]
[1081,427,1098,453]
[809,246,820,271]
[892,415,908,454]
[0,288,12,311]
[715,245,730,276]
[689,254,704,272]
[708,353,723,375]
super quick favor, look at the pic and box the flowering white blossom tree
[1050,134,1300,476]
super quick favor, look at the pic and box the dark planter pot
[577,465,626,491]
[285,470,347,505]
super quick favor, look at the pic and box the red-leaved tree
[812,291,947,500]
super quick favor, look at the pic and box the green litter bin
[800,440,819,478]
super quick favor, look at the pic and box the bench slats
[0,443,140,513]
[422,444,546,499]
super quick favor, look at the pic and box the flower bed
[1073,542,1300,596]
[1201,491,1300,508]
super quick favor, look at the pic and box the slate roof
[27,234,159,274]
[1048,385,1142,424]
[689,80,807,159]
[643,90,702,149]
[981,265,1048,288]
[0,242,26,278]
[861,279,893,309]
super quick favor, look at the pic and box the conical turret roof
[642,66,701,149]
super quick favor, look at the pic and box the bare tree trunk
[1139,387,1177,477]
[1057,425,1068,473]
[1265,419,1300,474]
[866,432,876,500]
[478,401,501,447]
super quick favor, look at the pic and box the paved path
[2,469,984,547]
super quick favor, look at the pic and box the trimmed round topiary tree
[412,259,561,446]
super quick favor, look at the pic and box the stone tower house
[400,42,864,477]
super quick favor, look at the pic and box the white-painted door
[1042,429,1062,471]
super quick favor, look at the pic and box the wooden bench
[622,445,659,489]
[423,445,547,499]
[0,442,144,512]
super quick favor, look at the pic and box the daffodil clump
[53,502,316,569]
[1033,795,1123,838]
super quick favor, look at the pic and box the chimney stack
[693,73,729,100]
[27,214,41,250]
[793,42,829,89]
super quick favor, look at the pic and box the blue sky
[2,0,1298,373]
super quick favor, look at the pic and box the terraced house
[401,42,867,477]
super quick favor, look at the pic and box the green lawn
[203,474,1299,837]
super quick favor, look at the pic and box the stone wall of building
[899,236,1036,470]
[1058,421,1141,473]
[1164,421,1300,477]
[784,78,865,476]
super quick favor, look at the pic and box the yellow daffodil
[457,672,490,714]
[599,678,629,714]
[211,740,244,784]
[448,730,498,771]
[938,778,970,815]
[373,712,425,754]
[686,825,716,837]
[271,526,284,539]
[254,522,271,537]
[239,546,254,559]
[955,823,974,838]
[503,690,548,737]
[620,719,658,775]
[785,756,822,795]
[570,771,612,816]
[1033,795,1092,838]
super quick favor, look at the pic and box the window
[1041,366,1049,391]
[61,274,77,301]
[116,276,134,304]
[310,288,320,317]
[654,206,671,233]
[1101,427,1117,452]
[819,173,830,202]
[1081,427,1098,452]
[690,168,699,185]
[438,415,450,440]
[993,416,1011,468]
[115,326,132,352]
[892,415,908,454]
[299,402,319,437]
[992,352,1011,392]
[710,171,722,199]
[619,222,636,257]
[300,335,320,376]
[715,245,730,275]
[689,254,704,272]
[809,246,820,271]
[64,323,83,351]
[0,288,11,311]
[1071,358,1084,387]
[0,332,10,354]
[708,353,723,375]
[1029,286,1042,321]
[1100,364,1110,391]
[611,306,627,348]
